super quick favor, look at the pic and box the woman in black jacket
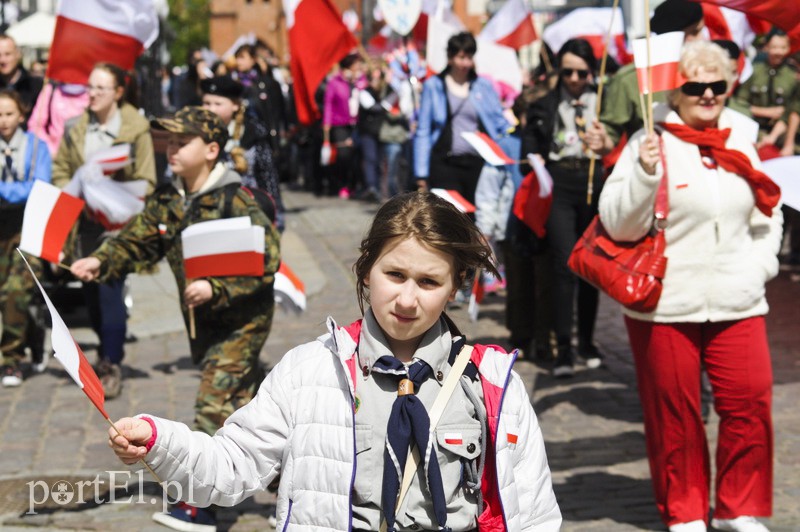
[521,38,603,377]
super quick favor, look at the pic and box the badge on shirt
[354,393,361,414]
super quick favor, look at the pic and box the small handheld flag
[19,180,85,263]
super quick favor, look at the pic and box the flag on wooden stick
[19,251,107,417]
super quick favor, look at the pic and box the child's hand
[184,280,213,308]
[71,257,102,281]
[108,417,153,465]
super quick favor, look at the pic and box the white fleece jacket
[598,105,783,323]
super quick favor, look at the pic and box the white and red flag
[468,274,485,322]
[512,154,554,238]
[20,251,107,417]
[461,132,515,166]
[632,32,684,94]
[431,189,476,214]
[182,217,265,279]
[283,0,358,125]
[62,145,146,231]
[478,0,537,50]
[46,0,159,85]
[542,7,632,66]
[19,180,85,263]
[274,262,307,314]
[690,0,800,52]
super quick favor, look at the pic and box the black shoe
[552,347,574,378]
[578,344,604,369]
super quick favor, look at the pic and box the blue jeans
[82,277,127,364]
[360,133,380,193]
[382,142,406,198]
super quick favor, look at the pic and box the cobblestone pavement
[0,188,798,531]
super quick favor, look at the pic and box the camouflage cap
[151,106,229,147]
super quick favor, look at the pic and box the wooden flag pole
[189,307,196,339]
[644,0,654,136]
[586,0,620,205]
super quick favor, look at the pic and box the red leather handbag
[568,140,669,313]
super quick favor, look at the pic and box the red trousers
[624,316,773,526]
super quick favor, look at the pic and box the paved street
[0,188,798,531]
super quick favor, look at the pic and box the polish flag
[512,155,554,238]
[20,252,107,416]
[478,0,537,50]
[431,189,476,214]
[461,132,515,166]
[274,262,307,314]
[690,0,800,52]
[19,181,85,264]
[182,217,265,279]
[468,274,485,322]
[63,145,146,231]
[632,32,684,94]
[443,433,464,445]
[542,7,632,66]
[284,0,358,125]
[47,0,159,85]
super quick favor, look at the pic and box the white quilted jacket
[143,317,561,531]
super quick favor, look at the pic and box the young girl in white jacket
[108,191,561,532]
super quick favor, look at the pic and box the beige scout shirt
[352,310,484,531]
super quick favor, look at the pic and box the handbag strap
[653,132,669,229]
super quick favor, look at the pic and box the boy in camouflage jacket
[71,107,280,435]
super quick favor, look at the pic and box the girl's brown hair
[0,89,29,117]
[354,191,498,313]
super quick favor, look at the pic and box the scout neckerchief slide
[379,344,475,532]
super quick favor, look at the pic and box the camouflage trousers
[0,219,43,367]
[192,310,273,436]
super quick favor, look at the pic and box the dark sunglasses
[560,68,590,80]
[680,80,728,96]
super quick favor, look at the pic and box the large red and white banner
[47,0,159,84]
[182,217,265,279]
[461,132,515,166]
[21,252,107,417]
[20,180,85,264]
[633,32,684,94]
[478,0,537,50]
[542,7,631,66]
[690,0,800,52]
[283,0,357,125]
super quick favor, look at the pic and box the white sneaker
[669,520,707,532]
[711,516,769,532]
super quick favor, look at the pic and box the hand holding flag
[19,250,165,486]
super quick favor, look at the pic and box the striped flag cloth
[46,0,159,84]
[632,32,684,94]
[19,180,85,263]
[182,217,265,279]
[512,155,554,238]
[274,262,307,314]
[461,132,515,166]
[431,189,476,214]
[478,0,537,50]
[20,251,107,416]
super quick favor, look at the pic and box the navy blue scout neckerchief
[372,355,449,532]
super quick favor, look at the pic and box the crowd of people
[0,0,794,530]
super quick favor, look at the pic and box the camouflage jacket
[92,164,280,334]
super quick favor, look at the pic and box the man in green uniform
[586,0,705,154]
[743,29,800,151]
[70,107,281,435]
